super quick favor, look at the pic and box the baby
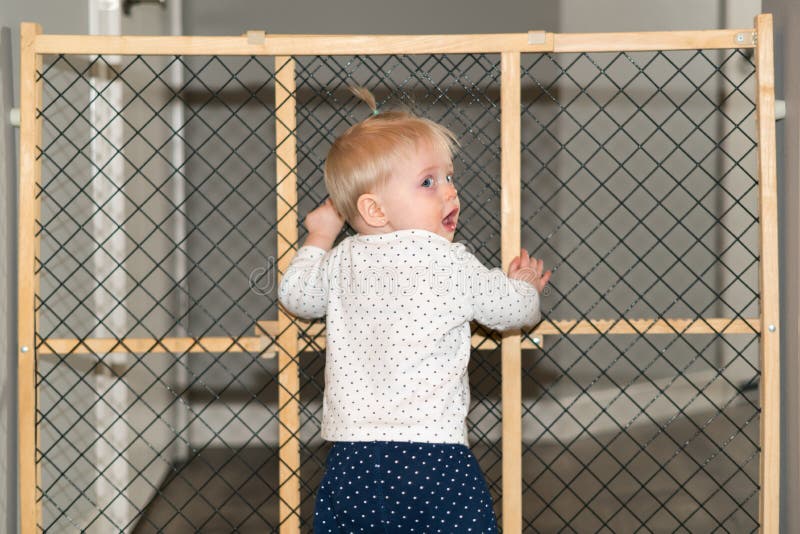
[278,87,550,533]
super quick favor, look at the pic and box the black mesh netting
[32,46,760,532]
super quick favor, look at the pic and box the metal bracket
[735,31,757,46]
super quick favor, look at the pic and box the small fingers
[527,256,541,275]
[519,248,530,269]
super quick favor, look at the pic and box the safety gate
[18,16,778,533]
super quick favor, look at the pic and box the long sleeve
[278,245,330,319]
[460,250,541,331]
[310,228,540,444]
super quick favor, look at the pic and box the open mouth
[442,207,459,232]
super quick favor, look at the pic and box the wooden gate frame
[18,15,779,533]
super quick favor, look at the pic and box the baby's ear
[356,192,387,228]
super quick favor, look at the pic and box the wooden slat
[531,317,760,336]
[36,336,265,355]
[754,13,780,534]
[33,32,554,55]
[36,317,759,357]
[255,321,539,352]
[500,50,522,534]
[553,28,755,52]
[28,29,756,57]
[18,22,42,534]
[254,317,759,351]
[274,56,300,534]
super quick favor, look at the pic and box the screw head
[20,345,29,353]
[533,337,541,345]
[736,33,745,43]
[768,324,776,332]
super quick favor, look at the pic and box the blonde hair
[324,86,459,225]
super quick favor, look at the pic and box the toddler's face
[379,142,460,241]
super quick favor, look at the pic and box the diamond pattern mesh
[519,49,759,532]
[31,45,761,533]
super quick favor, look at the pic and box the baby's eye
[422,176,434,187]
[446,174,454,184]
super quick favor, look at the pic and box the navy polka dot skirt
[314,441,498,533]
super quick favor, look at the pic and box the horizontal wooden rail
[268,317,760,351]
[29,29,756,57]
[259,316,759,338]
[534,317,760,335]
[553,29,755,52]
[34,33,554,56]
[36,317,759,356]
[37,336,265,355]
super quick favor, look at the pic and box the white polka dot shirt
[278,229,541,445]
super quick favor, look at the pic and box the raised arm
[277,198,344,319]
[461,246,550,331]
[278,246,330,319]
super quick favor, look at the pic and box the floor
[133,398,758,533]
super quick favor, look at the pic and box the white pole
[88,0,131,531]
[167,0,190,462]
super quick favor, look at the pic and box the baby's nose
[443,181,457,200]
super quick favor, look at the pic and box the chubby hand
[507,248,552,294]
[303,198,345,250]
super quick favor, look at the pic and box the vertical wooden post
[274,56,301,533]
[17,22,43,534]
[501,51,522,534]
[754,13,780,534]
